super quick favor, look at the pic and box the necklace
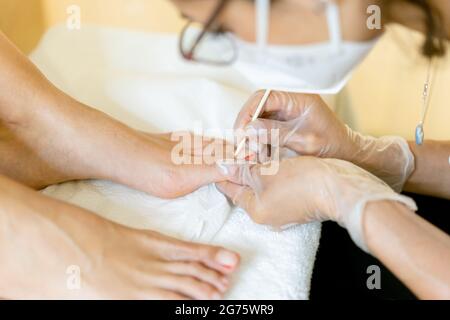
[415,59,434,145]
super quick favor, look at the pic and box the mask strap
[256,0,270,58]
[325,1,342,52]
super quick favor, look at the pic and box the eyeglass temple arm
[184,0,229,57]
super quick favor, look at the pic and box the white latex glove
[234,91,415,192]
[217,157,417,253]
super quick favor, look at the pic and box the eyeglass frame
[178,0,238,66]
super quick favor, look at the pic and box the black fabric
[310,193,450,300]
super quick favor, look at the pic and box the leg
[0,97,228,198]
[0,174,239,299]
[0,30,228,198]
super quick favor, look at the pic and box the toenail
[215,250,237,268]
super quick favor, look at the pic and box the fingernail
[215,250,237,268]
[216,161,229,176]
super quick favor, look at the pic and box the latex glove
[234,90,415,192]
[217,157,417,253]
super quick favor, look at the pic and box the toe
[152,289,190,300]
[165,261,229,293]
[157,274,223,300]
[147,233,240,275]
[193,245,240,275]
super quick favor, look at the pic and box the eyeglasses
[178,0,238,65]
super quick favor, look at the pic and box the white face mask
[232,0,378,94]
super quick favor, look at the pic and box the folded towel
[33,25,321,299]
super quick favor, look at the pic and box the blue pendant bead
[415,124,424,145]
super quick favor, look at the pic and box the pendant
[415,124,424,145]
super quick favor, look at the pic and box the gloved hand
[234,90,415,192]
[217,156,417,253]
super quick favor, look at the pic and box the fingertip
[215,161,231,178]
[215,161,243,184]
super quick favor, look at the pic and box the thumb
[248,118,310,155]
[216,181,256,213]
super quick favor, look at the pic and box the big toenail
[216,251,237,267]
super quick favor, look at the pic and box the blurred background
[0,0,448,140]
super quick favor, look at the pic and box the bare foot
[0,92,230,198]
[0,175,240,299]
[0,30,229,198]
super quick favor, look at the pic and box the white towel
[32,25,321,299]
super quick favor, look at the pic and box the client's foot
[0,91,230,198]
[0,175,239,299]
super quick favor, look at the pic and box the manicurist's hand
[218,157,450,299]
[217,156,416,252]
[235,90,415,192]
